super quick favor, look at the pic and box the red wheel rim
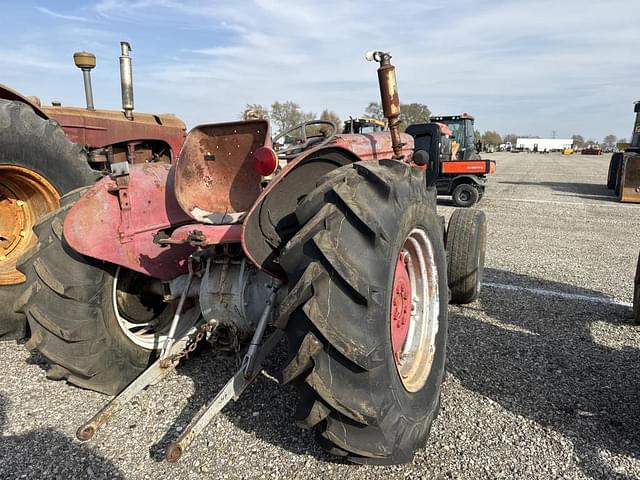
[391,252,412,363]
[390,228,440,392]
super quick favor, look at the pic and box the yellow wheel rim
[0,165,60,285]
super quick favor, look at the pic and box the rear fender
[63,163,197,280]
[451,174,485,188]
[242,145,362,278]
[0,84,49,119]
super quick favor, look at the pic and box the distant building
[516,138,573,152]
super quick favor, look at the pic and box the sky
[1,0,639,141]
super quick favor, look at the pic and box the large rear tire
[15,203,194,395]
[278,160,448,464]
[0,99,98,339]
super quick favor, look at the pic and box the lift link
[160,255,196,365]
[165,286,280,463]
[76,335,190,442]
[76,280,283,465]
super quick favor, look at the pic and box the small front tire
[446,208,487,304]
[451,183,479,207]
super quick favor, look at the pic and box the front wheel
[446,209,487,304]
[451,182,479,207]
[278,160,448,464]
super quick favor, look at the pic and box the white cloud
[34,6,90,22]
[6,0,640,139]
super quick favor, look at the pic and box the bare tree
[364,102,384,120]
[602,134,617,150]
[364,101,430,131]
[319,109,341,128]
[241,103,269,120]
[503,133,518,145]
[571,134,585,148]
[270,101,316,133]
[399,103,431,131]
[481,131,502,146]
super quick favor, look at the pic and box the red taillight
[252,147,278,176]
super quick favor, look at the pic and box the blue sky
[1,0,638,140]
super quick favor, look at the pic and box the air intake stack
[73,51,96,110]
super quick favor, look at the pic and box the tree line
[241,102,622,149]
[240,101,432,134]
[241,102,341,133]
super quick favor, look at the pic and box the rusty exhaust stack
[119,42,134,120]
[73,51,97,110]
[366,50,404,160]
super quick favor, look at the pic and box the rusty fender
[64,163,198,280]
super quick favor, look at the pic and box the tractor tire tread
[16,206,148,395]
[279,160,446,464]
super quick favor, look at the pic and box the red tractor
[15,51,487,465]
[0,42,186,337]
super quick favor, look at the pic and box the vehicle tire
[15,202,195,395]
[614,156,624,197]
[278,160,448,464]
[634,251,640,324]
[607,153,622,190]
[446,209,487,304]
[0,99,99,339]
[451,182,479,207]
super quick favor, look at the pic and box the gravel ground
[1,151,639,479]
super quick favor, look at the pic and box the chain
[165,321,218,364]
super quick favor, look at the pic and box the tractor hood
[41,105,186,154]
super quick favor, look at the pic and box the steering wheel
[272,120,338,160]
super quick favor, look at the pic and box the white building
[516,138,573,151]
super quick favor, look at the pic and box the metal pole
[160,260,195,361]
[81,69,95,110]
[120,41,134,120]
[366,50,404,160]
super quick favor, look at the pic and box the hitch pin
[160,256,195,363]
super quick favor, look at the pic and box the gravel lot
[1,151,639,479]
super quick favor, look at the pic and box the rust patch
[175,120,268,221]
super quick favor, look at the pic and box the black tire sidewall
[0,100,98,195]
[452,183,478,207]
[447,209,487,304]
